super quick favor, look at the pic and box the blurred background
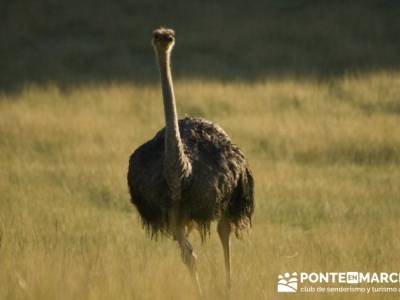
[1,0,400,92]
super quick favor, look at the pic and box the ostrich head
[152,27,175,53]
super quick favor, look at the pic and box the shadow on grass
[1,0,400,93]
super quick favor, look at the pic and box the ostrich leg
[217,217,232,292]
[175,227,203,296]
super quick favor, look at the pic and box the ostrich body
[127,27,254,294]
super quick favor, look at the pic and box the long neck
[156,48,191,191]
[158,49,180,144]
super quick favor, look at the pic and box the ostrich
[127,27,254,294]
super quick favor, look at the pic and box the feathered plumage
[128,117,254,239]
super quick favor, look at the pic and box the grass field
[1,71,400,299]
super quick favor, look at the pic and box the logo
[346,272,359,284]
[277,272,298,293]
[276,272,400,294]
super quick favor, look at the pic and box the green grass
[1,72,400,299]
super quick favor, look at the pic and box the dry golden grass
[1,72,400,299]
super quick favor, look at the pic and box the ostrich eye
[167,36,173,42]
